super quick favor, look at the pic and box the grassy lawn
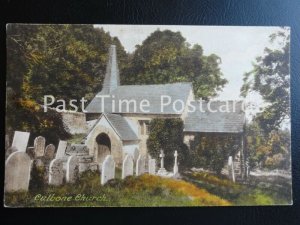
[5,172,230,207]
[182,171,292,206]
[5,169,291,207]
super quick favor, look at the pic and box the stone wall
[60,111,88,134]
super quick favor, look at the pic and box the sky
[94,25,286,105]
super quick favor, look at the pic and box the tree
[246,122,291,170]
[147,118,189,170]
[6,24,128,144]
[122,30,227,99]
[241,28,290,132]
[189,133,240,174]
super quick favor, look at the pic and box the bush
[147,118,189,170]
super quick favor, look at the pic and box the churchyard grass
[5,171,230,207]
[183,171,292,205]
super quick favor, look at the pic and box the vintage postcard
[5,24,292,207]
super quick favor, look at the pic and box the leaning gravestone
[148,158,156,175]
[49,159,64,186]
[5,152,32,192]
[5,146,18,160]
[55,141,68,159]
[66,155,79,183]
[136,154,146,176]
[33,136,46,157]
[122,154,134,179]
[45,144,56,160]
[11,131,30,153]
[101,155,115,185]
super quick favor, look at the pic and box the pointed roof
[86,113,139,141]
[101,45,120,94]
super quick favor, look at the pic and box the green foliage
[241,28,290,132]
[147,118,189,170]
[6,24,127,144]
[5,172,229,207]
[183,171,291,205]
[189,134,240,174]
[122,29,227,99]
[246,123,291,170]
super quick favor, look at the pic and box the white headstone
[34,136,46,157]
[11,131,30,152]
[49,159,64,186]
[122,154,134,179]
[5,152,32,192]
[45,144,56,160]
[101,155,115,185]
[136,154,146,176]
[148,158,156,175]
[55,141,68,159]
[228,156,235,182]
[66,155,79,183]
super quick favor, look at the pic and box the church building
[80,45,246,177]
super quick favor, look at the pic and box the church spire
[101,45,120,94]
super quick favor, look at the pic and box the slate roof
[87,113,139,141]
[105,114,138,141]
[85,82,193,115]
[184,101,245,133]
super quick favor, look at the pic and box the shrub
[147,118,189,170]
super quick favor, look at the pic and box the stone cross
[159,150,165,169]
[173,151,178,175]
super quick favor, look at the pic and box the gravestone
[5,146,18,160]
[34,136,46,157]
[5,152,32,192]
[228,156,235,182]
[11,131,30,152]
[136,154,146,176]
[148,158,156,175]
[157,150,167,175]
[101,155,115,185]
[55,141,68,159]
[45,144,56,160]
[122,154,134,179]
[66,155,79,183]
[49,159,64,186]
